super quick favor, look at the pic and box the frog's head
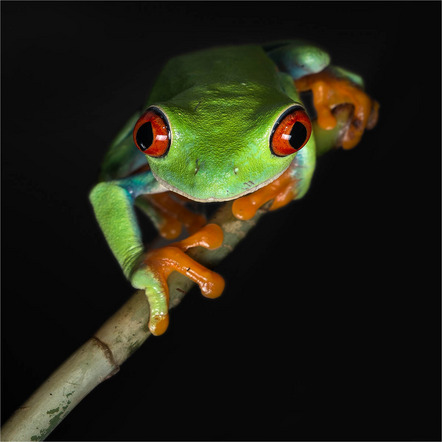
[133,85,312,202]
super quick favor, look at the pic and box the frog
[90,41,379,336]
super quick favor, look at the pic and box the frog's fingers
[232,168,297,220]
[232,149,317,220]
[131,223,225,336]
[145,284,170,337]
[144,246,225,299]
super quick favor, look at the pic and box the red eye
[133,108,170,157]
[270,106,312,156]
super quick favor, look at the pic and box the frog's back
[146,45,279,104]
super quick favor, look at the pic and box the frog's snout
[151,149,288,203]
[193,159,239,178]
[186,158,272,202]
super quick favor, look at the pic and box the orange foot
[295,67,379,150]
[232,168,297,221]
[135,223,225,335]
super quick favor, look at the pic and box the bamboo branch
[1,201,266,442]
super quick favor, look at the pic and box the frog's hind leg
[91,170,225,336]
[265,40,379,152]
[264,40,331,80]
[295,67,380,151]
[135,192,207,240]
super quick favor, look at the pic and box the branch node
[91,336,120,378]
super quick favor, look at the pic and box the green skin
[90,41,362,322]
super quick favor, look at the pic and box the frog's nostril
[194,158,202,175]
[233,167,239,175]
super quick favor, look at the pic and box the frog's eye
[133,108,170,157]
[270,106,312,156]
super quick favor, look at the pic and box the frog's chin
[150,166,289,203]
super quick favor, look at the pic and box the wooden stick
[1,201,266,441]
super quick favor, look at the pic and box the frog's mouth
[150,165,289,203]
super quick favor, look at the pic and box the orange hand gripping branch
[232,167,298,221]
[142,223,225,335]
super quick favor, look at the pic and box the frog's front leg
[232,134,316,220]
[90,171,224,335]
[131,223,224,335]
[233,68,379,220]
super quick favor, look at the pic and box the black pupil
[289,122,307,150]
[136,122,153,151]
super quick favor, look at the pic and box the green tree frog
[90,41,379,335]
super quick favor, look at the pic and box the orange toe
[295,68,379,150]
[143,223,225,329]
[149,313,170,336]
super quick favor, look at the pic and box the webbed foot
[295,67,379,150]
[131,223,225,335]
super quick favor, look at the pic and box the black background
[2,1,441,441]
